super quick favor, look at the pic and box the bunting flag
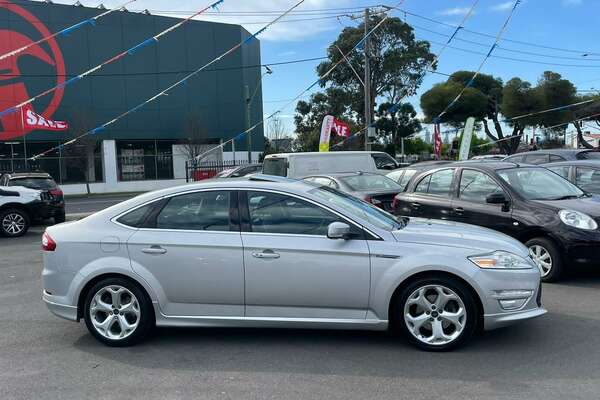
[0,0,137,62]
[30,0,307,161]
[0,0,225,119]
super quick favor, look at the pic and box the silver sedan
[41,176,545,351]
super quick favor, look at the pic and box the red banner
[22,105,68,131]
[434,123,442,159]
[333,118,350,137]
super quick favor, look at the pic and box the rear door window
[414,169,455,198]
[576,167,600,194]
[524,154,549,165]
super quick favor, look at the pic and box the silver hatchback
[41,176,546,351]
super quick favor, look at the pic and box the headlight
[468,251,534,270]
[559,210,598,230]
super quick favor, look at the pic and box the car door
[451,169,516,236]
[125,190,245,317]
[403,168,455,220]
[240,190,371,320]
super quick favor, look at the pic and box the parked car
[215,163,262,178]
[470,154,507,161]
[545,160,600,195]
[503,149,600,165]
[302,172,403,211]
[391,162,600,282]
[262,151,399,178]
[0,172,65,223]
[0,185,51,237]
[42,175,545,351]
[387,161,453,191]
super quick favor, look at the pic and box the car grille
[536,281,542,307]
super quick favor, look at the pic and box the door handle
[142,245,167,255]
[252,250,280,259]
[454,207,464,214]
[411,202,421,208]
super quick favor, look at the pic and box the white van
[262,151,399,179]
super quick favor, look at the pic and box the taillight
[42,231,56,251]
[365,196,383,208]
[391,196,399,211]
[49,188,63,197]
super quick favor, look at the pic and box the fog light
[493,290,533,311]
[499,298,527,310]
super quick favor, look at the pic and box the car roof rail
[247,174,298,183]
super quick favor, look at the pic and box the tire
[54,210,66,224]
[393,276,477,352]
[526,237,562,282]
[0,208,30,237]
[83,277,154,347]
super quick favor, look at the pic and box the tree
[179,115,221,163]
[375,102,421,154]
[267,114,287,152]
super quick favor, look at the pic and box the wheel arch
[387,270,484,333]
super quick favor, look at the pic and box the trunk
[573,121,596,149]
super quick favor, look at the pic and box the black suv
[0,172,65,223]
[391,162,600,282]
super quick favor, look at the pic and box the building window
[117,140,174,181]
[0,141,103,185]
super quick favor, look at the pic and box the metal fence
[185,160,253,182]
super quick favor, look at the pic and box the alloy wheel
[2,212,26,235]
[89,285,140,340]
[529,245,552,278]
[403,284,467,346]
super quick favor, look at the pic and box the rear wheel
[0,208,30,237]
[394,277,477,351]
[83,277,154,347]
[526,237,562,282]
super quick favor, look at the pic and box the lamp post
[245,65,272,163]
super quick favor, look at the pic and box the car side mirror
[327,222,352,240]
[486,192,508,204]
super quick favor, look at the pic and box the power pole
[244,85,252,163]
[364,7,372,151]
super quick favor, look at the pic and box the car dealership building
[0,0,264,194]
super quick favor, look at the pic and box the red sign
[0,1,66,140]
[333,118,350,137]
[22,105,68,131]
[434,123,442,159]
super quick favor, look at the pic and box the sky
[26,0,600,138]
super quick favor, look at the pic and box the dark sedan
[504,149,600,165]
[303,172,403,211]
[546,160,600,195]
[392,161,600,282]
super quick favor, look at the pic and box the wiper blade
[549,195,579,200]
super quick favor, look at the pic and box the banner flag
[22,105,68,131]
[333,118,350,137]
[459,117,475,160]
[319,115,335,152]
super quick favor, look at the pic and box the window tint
[576,167,600,194]
[117,204,154,228]
[459,170,504,203]
[156,191,231,231]
[498,167,583,200]
[262,158,287,176]
[524,154,549,165]
[414,169,454,197]
[340,174,401,191]
[548,166,570,179]
[577,151,600,160]
[247,191,341,236]
[399,169,417,190]
[549,155,566,163]
[414,175,431,194]
[9,177,57,190]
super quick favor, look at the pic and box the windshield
[309,185,405,231]
[579,151,600,160]
[340,174,402,191]
[9,177,56,190]
[497,167,584,200]
[263,158,287,177]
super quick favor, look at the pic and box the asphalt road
[64,194,139,215]
[1,227,600,400]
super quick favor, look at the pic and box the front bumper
[484,307,547,330]
[42,290,78,321]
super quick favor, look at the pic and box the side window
[524,154,549,165]
[427,169,455,197]
[576,167,600,194]
[399,169,417,190]
[386,170,404,183]
[549,155,566,163]
[414,175,431,194]
[155,191,231,231]
[459,170,504,203]
[247,191,342,236]
[548,166,570,179]
[372,153,398,170]
[117,203,155,228]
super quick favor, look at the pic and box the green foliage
[420,81,487,126]
[375,102,422,153]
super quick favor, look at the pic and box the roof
[264,151,387,158]
[545,160,600,167]
[5,172,53,179]
[303,172,380,178]
[505,149,597,158]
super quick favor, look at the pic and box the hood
[532,195,600,218]
[392,218,528,257]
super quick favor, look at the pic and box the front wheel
[83,277,154,347]
[0,208,30,237]
[526,237,562,282]
[395,277,477,351]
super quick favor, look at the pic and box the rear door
[451,169,516,236]
[403,168,455,220]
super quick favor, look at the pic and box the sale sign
[319,115,351,152]
[332,118,350,137]
[22,105,68,131]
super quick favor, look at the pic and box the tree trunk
[573,122,596,149]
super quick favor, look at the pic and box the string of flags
[29,0,307,161]
[0,0,225,120]
[0,0,137,62]
[190,0,404,163]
